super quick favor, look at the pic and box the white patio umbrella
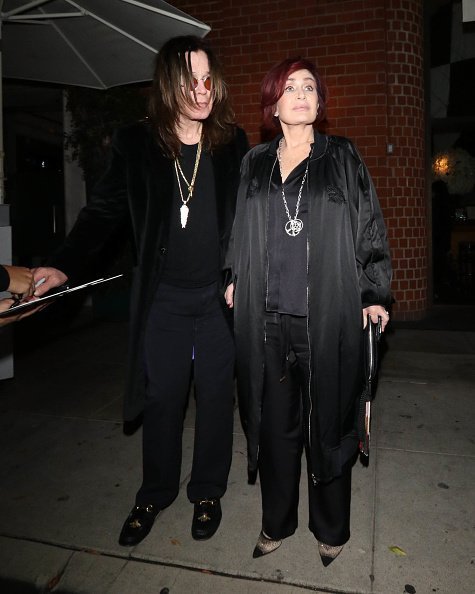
[0,0,211,201]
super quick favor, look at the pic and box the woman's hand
[4,265,35,297]
[362,305,389,332]
[0,297,47,327]
[225,283,234,308]
[0,298,19,326]
[31,267,68,296]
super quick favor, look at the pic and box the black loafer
[191,498,222,540]
[118,504,160,546]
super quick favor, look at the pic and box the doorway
[429,0,475,304]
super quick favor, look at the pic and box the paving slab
[0,417,196,552]
[52,548,316,594]
[380,351,475,384]
[376,376,475,456]
[0,536,74,593]
[372,449,475,594]
[384,328,475,354]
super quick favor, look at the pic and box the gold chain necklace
[174,139,203,228]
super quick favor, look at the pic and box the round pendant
[285,218,303,236]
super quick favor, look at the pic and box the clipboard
[0,274,123,318]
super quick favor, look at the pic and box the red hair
[261,57,328,134]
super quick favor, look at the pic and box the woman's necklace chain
[174,139,202,228]
[277,138,309,237]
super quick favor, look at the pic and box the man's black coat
[51,122,249,421]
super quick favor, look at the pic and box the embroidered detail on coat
[247,178,259,199]
[327,185,346,204]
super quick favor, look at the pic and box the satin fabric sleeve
[223,148,252,287]
[353,145,392,308]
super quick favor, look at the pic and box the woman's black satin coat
[228,133,392,484]
[51,122,249,421]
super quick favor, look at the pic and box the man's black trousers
[136,282,235,508]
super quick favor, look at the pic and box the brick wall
[384,1,427,320]
[175,0,427,320]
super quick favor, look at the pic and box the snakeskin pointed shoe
[252,531,282,558]
[317,541,344,567]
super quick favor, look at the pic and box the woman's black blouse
[266,157,309,316]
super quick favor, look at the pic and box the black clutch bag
[358,314,382,457]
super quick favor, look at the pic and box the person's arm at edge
[0,265,35,296]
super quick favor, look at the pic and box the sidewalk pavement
[0,313,474,594]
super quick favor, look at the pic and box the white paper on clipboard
[0,274,123,317]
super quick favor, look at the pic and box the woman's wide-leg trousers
[259,313,353,546]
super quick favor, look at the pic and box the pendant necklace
[277,138,310,237]
[174,139,202,228]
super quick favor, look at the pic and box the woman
[33,36,249,546]
[225,58,391,565]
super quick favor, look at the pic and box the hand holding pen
[1,272,49,323]
[32,267,69,297]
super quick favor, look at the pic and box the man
[33,36,248,546]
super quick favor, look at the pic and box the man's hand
[4,265,35,296]
[225,283,234,308]
[362,305,389,332]
[32,267,68,297]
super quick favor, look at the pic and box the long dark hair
[148,35,235,158]
[261,57,328,134]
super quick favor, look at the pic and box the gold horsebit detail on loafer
[196,499,217,523]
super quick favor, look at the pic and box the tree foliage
[65,85,148,185]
